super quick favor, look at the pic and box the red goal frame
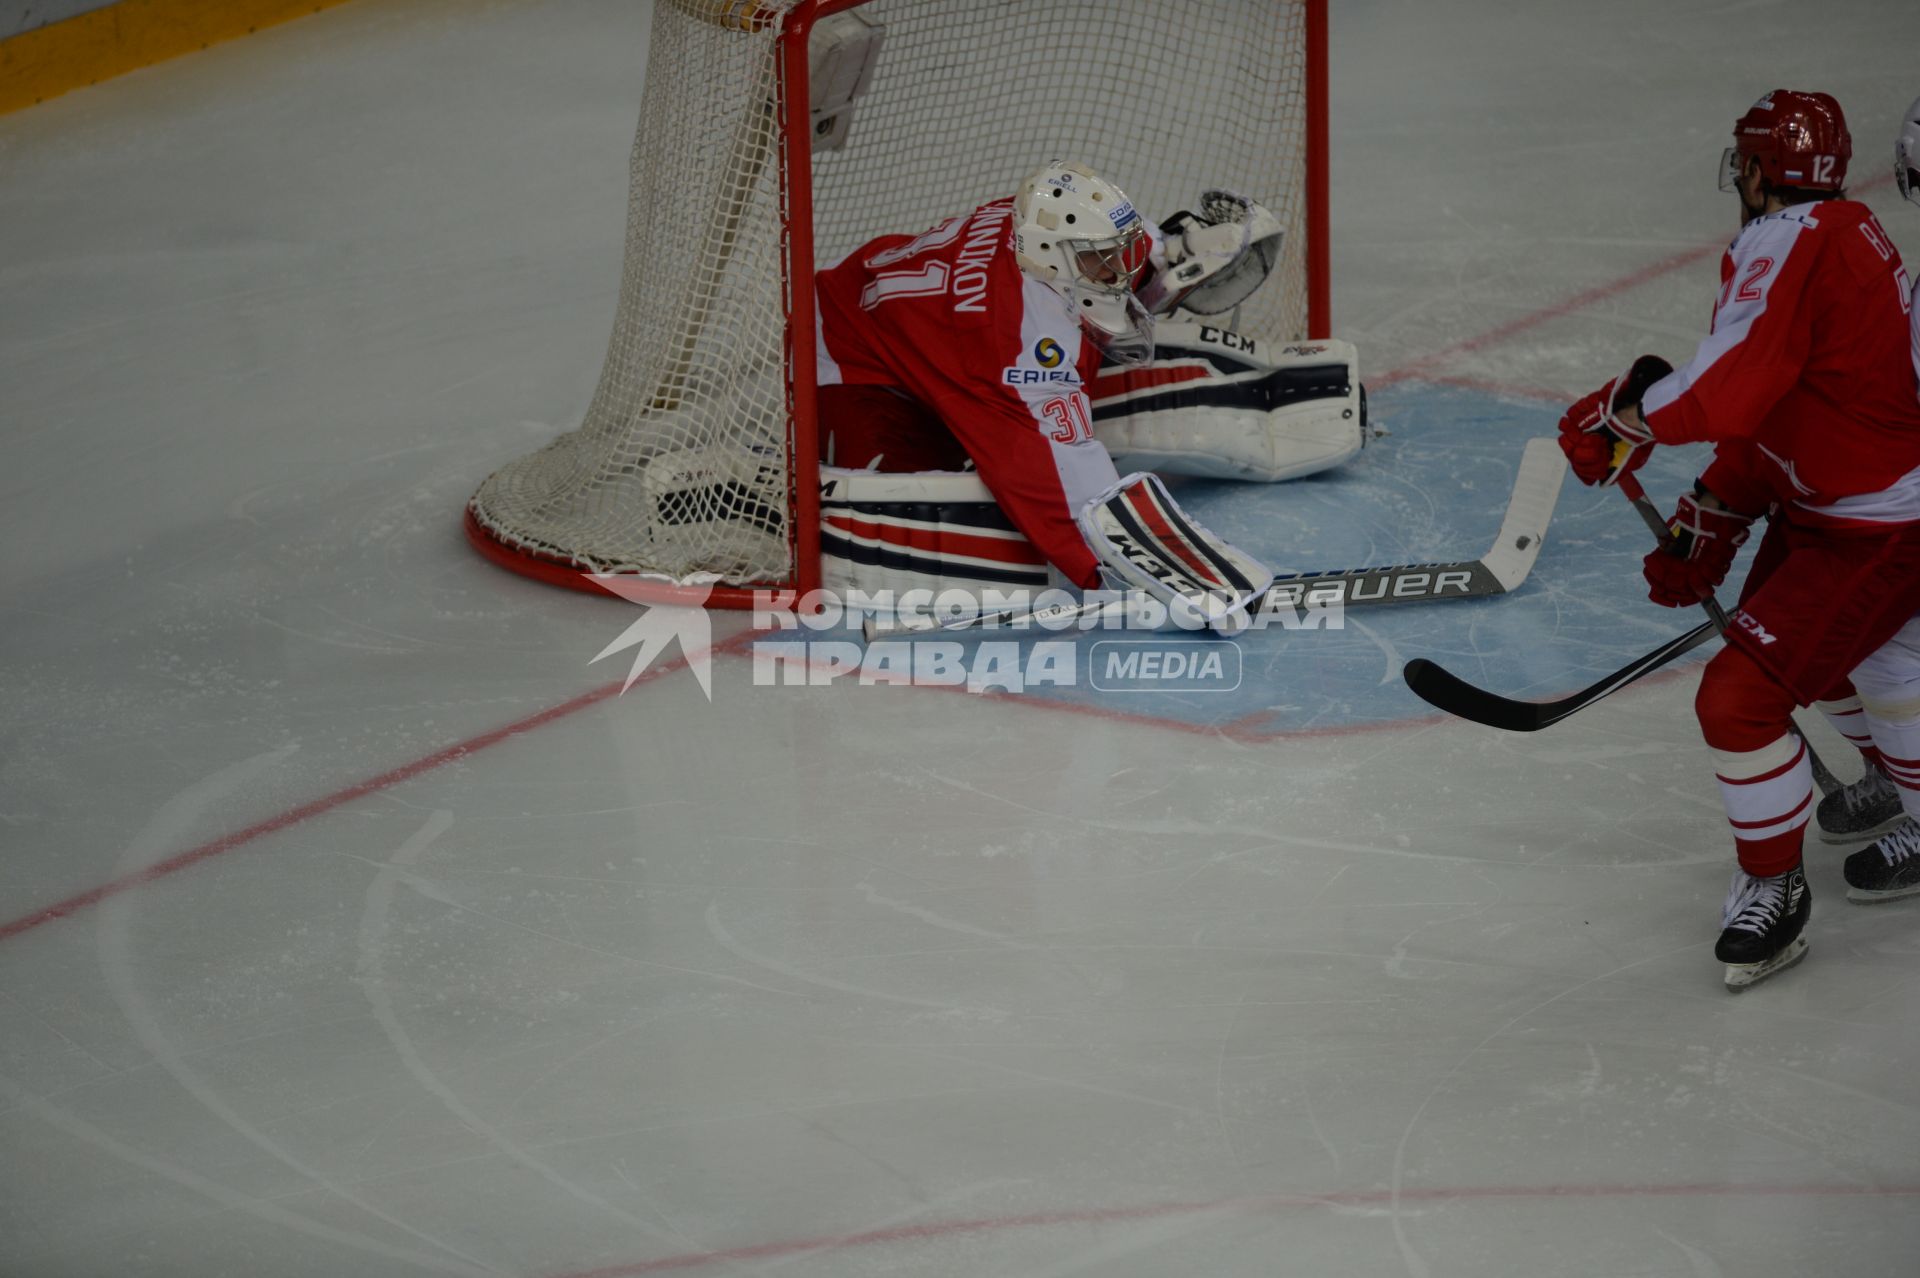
[465,0,1329,610]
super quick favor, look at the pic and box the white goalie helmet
[1013,160,1155,366]
[1899,94,1920,208]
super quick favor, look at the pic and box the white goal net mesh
[468,0,1320,594]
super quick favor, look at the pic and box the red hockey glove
[1642,487,1755,608]
[1557,355,1672,487]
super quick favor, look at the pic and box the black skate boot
[1815,760,1904,845]
[1843,821,1920,902]
[1714,865,1809,989]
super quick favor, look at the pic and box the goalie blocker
[1079,472,1273,632]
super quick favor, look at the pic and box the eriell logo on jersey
[1004,336,1079,385]
[1003,366,1081,386]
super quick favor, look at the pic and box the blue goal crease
[824,383,1724,733]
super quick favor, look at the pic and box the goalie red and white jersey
[815,196,1133,587]
[1911,271,1920,400]
[1641,200,1920,527]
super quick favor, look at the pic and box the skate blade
[1845,882,1920,903]
[1817,816,1906,845]
[1723,936,1808,990]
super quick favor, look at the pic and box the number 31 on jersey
[1041,395,1093,444]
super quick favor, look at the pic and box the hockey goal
[465,0,1329,607]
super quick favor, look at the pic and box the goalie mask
[1013,161,1155,367]
[1899,94,1920,209]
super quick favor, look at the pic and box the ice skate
[1715,865,1809,989]
[1815,760,1904,844]
[1843,822,1920,901]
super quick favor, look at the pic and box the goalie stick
[863,436,1565,640]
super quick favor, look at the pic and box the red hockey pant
[1696,518,1920,874]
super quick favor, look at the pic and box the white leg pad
[818,466,1057,601]
[1088,323,1365,482]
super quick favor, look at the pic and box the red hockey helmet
[1720,90,1851,193]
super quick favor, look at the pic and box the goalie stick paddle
[863,436,1566,640]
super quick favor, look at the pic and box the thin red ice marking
[0,630,757,944]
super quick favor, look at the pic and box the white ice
[3,2,1919,1275]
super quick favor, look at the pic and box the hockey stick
[1403,470,1727,730]
[1615,472,1733,629]
[863,436,1565,640]
[1404,476,1843,795]
[1403,618,1721,731]
[1614,474,1838,794]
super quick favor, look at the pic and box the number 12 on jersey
[1041,395,1093,444]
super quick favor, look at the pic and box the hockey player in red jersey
[813,161,1282,625]
[1558,90,1920,987]
[1802,94,1920,900]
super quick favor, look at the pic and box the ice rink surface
[4,1,1920,1274]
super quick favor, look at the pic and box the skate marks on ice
[86,746,501,1276]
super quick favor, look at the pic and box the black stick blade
[1403,621,1719,733]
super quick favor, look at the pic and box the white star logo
[586,577,717,700]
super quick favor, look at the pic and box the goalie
[812,160,1363,627]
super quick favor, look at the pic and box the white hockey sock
[1849,618,1920,821]
[1710,735,1813,871]
[1814,695,1875,758]
[1860,706,1920,821]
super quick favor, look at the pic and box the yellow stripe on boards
[0,0,359,114]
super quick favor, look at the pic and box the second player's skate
[1843,822,1920,901]
[1715,865,1809,989]
[1815,761,1904,844]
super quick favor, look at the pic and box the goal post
[465,0,1330,608]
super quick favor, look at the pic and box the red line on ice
[1373,242,1722,391]
[0,630,758,943]
[1375,170,1895,394]
[543,1181,1920,1277]
[727,645,1450,743]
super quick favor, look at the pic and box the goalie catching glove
[1643,485,1755,607]
[1140,191,1284,318]
[1557,355,1672,487]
